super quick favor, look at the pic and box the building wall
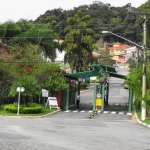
[108,42,130,64]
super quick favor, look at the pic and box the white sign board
[46,97,58,109]
[42,89,49,97]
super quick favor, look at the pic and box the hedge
[4,104,44,114]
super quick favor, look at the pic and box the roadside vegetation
[0,1,150,119]
[0,107,57,116]
[125,56,150,123]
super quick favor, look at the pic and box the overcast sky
[0,0,148,23]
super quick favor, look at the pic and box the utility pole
[141,14,147,120]
[126,3,150,120]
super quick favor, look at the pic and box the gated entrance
[63,64,134,113]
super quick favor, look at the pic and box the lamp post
[16,87,25,115]
[126,3,150,120]
[102,31,142,48]
[102,30,146,120]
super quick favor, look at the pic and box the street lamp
[102,31,142,48]
[126,3,150,120]
[16,87,25,115]
[102,30,146,120]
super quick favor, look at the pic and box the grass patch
[136,111,150,125]
[0,107,58,117]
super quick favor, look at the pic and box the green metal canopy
[88,64,117,73]
[64,64,126,80]
[64,71,99,80]
[107,72,127,79]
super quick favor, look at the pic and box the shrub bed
[80,83,88,89]
[4,103,44,114]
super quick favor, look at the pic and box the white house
[55,49,65,62]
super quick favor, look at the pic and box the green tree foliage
[33,2,146,45]
[8,76,40,98]
[62,10,97,72]
[125,61,150,111]
[0,21,22,38]
[0,20,60,61]
[35,63,68,96]
[110,18,123,24]
[1,49,68,104]
[136,0,150,47]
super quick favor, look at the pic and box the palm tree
[9,76,40,106]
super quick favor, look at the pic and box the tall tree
[63,10,97,72]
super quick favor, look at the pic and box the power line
[0,35,106,39]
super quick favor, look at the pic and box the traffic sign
[96,98,102,106]
[96,93,101,98]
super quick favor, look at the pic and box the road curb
[127,113,132,116]
[80,86,94,93]
[22,109,61,118]
[135,113,150,128]
[0,109,61,119]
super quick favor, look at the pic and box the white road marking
[63,110,127,115]
[111,111,116,114]
[88,111,93,113]
[119,112,124,115]
[80,111,85,112]
[64,110,71,112]
[73,110,78,112]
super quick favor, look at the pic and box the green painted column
[93,84,97,111]
[128,88,133,113]
[66,86,70,111]
[101,84,105,112]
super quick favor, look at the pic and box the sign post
[95,93,102,114]
[42,89,49,107]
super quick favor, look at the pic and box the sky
[0,0,148,23]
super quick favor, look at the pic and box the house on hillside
[108,42,130,67]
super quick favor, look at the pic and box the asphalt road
[0,68,150,150]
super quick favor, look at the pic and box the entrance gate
[64,64,134,113]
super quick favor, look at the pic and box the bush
[80,83,88,89]
[27,102,37,107]
[4,103,44,114]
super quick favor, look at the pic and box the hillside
[34,1,144,46]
